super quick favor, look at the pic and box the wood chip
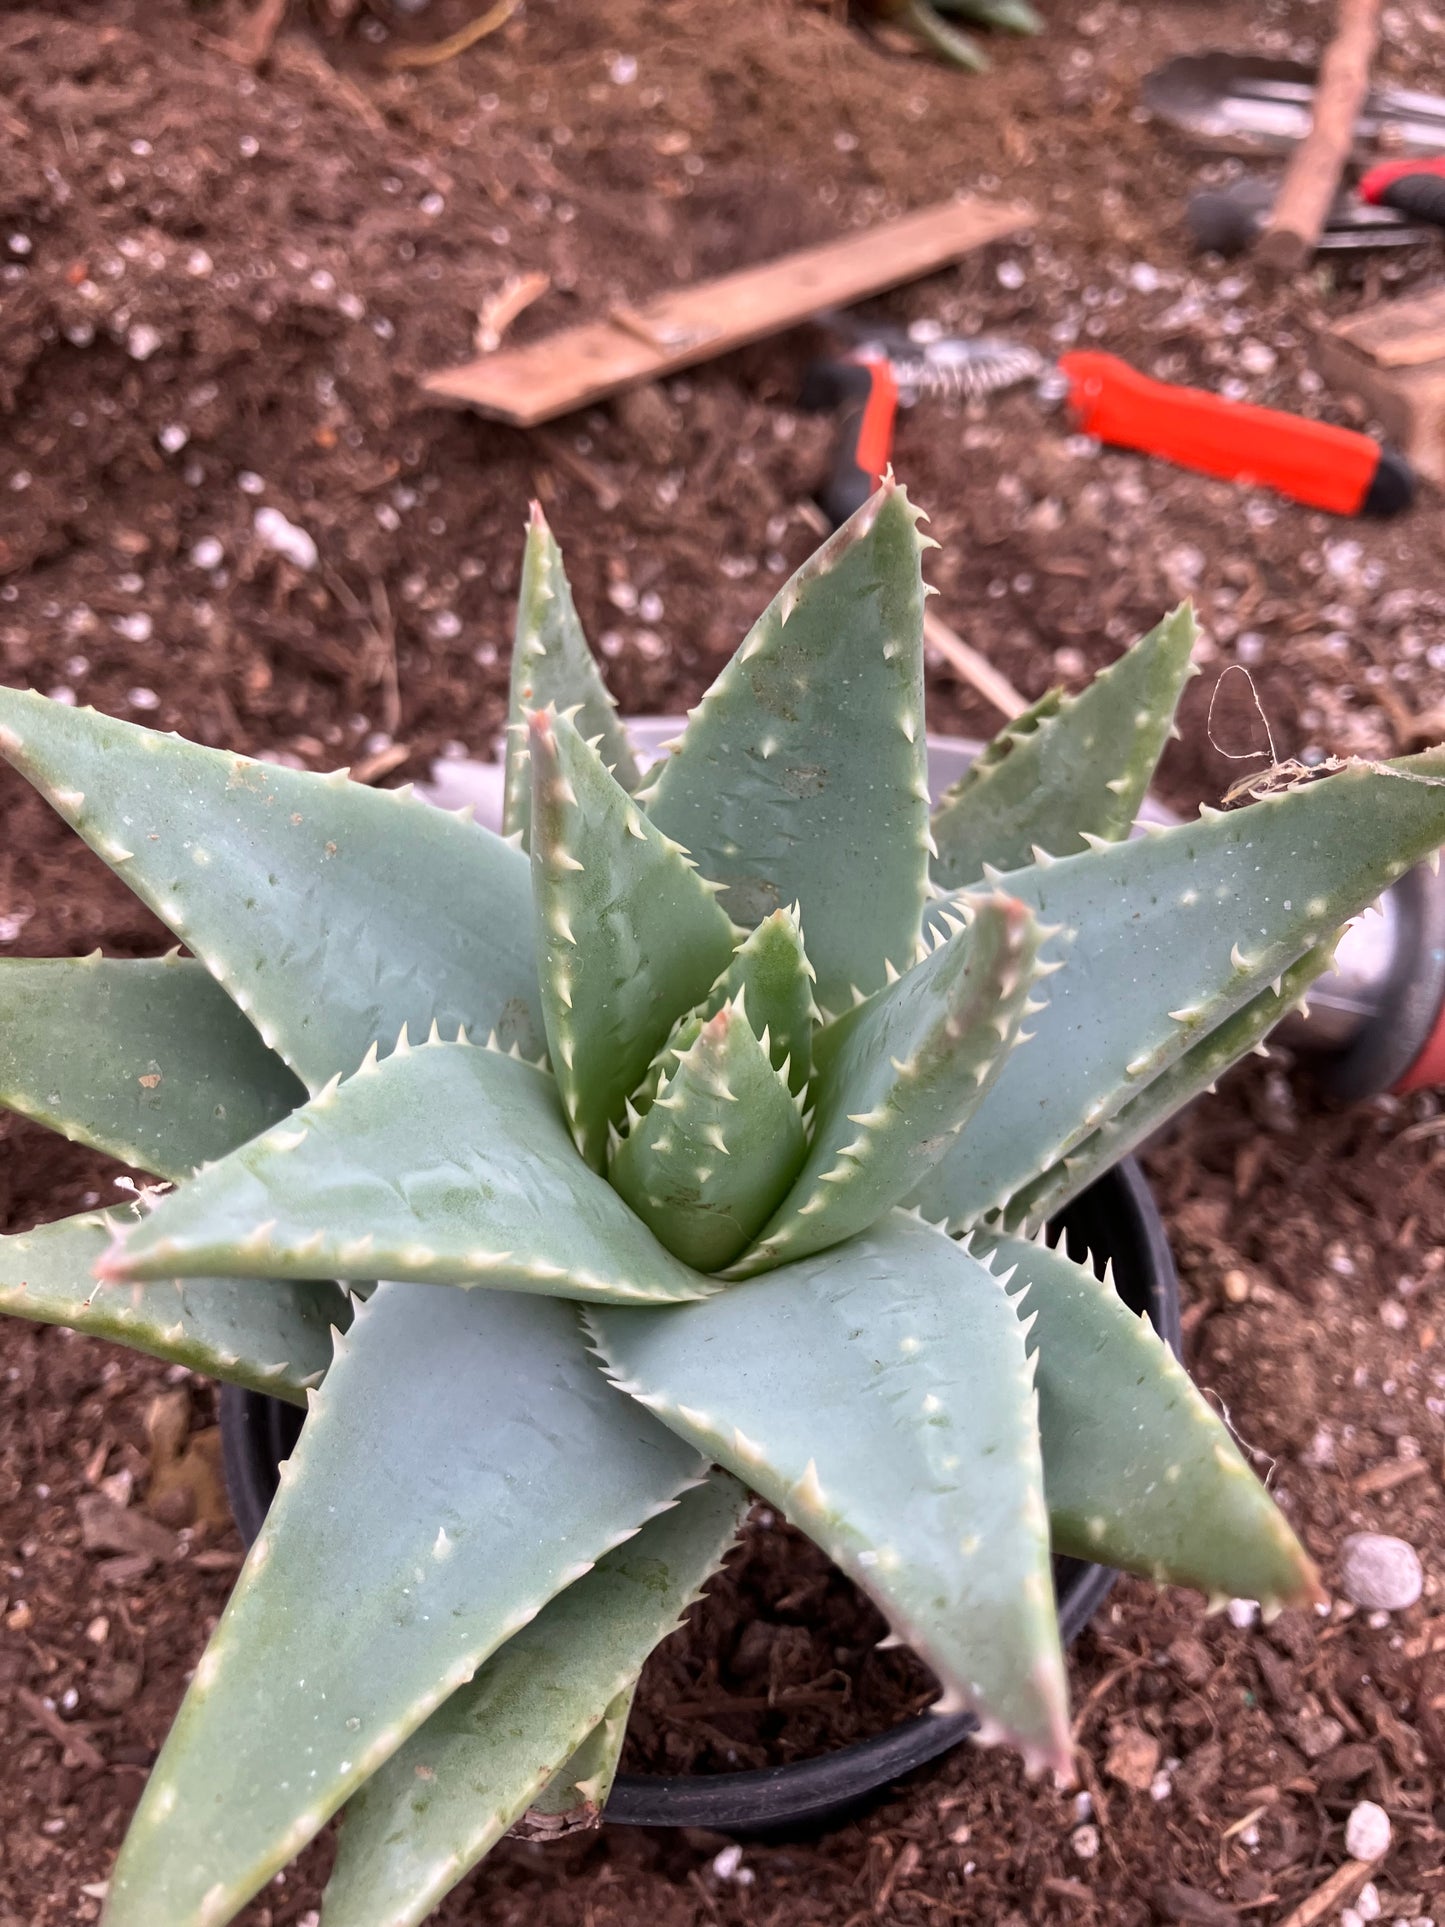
[76,1492,178,1563]
[16,1687,106,1773]
[1353,1456,1430,1495]
[1273,1858,1374,1927]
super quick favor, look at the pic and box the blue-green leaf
[502,504,639,847]
[104,1034,713,1306]
[322,1473,745,1927]
[0,953,303,1182]
[587,1213,1072,1778]
[0,689,544,1091]
[0,1208,341,1403]
[104,1283,704,1927]
[643,481,932,1013]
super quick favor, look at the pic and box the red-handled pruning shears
[802,331,1416,526]
[1359,153,1445,227]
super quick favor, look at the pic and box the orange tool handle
[1057,350,1414,517]
[815,354,900,528]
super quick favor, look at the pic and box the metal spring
[890,343,1045,402]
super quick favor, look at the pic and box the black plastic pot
[220,1155,1178,1838]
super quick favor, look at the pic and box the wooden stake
[1256,0,1382,274]
[923,609,1027,721]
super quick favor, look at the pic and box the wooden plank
[421,197,1033,427]
[1329,283,1445,368]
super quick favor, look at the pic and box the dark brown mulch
[3,0,1445,1923]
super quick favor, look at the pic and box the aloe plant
[2,479,1442,1927]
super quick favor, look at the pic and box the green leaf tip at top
[642,479,933,1014]
[502,503,639,849]
[729,889,1048,1277]
[609,998,808,1272]
[528,704,738,1171]
[930,604,1199,891]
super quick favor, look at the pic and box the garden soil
[3,1,1445,1922]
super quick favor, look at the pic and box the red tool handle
[1057,350,1414,517]
[1359,155,1445,228]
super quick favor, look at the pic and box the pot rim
[219,1156,1178,1838]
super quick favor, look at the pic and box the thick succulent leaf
[0,1208,341,1402]
[0,688,544,1092]
[1003,944,1333,1231]
[930,607,1198,892]
[700,907,817,1095]
[501,504,639,847]
[104,1036,713,1305]
[990,1232,1322,1610]
[524,1685,636,1830]
[609,1003,808,1272]
[0,954,303,1182]
[587,1213,1072,1778]
[899,0,988,69]
[529,708,738,1169]
[642,481,932,1014]
[105,1283,705,1927]
[911,754,1445,1230]
[322,1474,745,1927]
[632,906,818,1120]
[730,893,1044,1278]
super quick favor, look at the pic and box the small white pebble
[609,52,638,84]
[190,536,224,570]
[113,612,152,643]
[1358,1883,1382,1921]
[1239,340,1277,376]
[1343,1910,1365,1927]
[126,323,162,361]
[157,423,189,454]
[238,470,265,495]
[127,687,160,712]
[1071,1824,1100,1861]
[8,232,33,256]
[185,248,213,277]
[1380,1299,1408,1332]
[1345,1800,1391,1863]
[254,505,318,571]
[1072,1791,1092,1823]
[996,259,1026,290]
[1339,1534,1423,1612]
[1127,261,1162,294]
[1149,1772,1173,1801]
[1227,1598,1259,1629]
[710,1844,743,1880]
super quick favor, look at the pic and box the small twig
[367,575,402,736]
[232,0,290,66]
[475,271,551,354]
[531,431,622,511]
[16,1687,106,1773]
[382,0,522,70]
[1353,1456,1430,1495]
[272,37,388,136]
[1273,1858,1377,1927]
[350,742,411,785]
[922,609,1027,721]
[1256,0,1383,274]
[1069,1655,1147,1739]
